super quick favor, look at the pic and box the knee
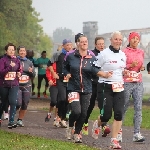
[72,109,81,117]
[114,111,123,121]
[100,114,111,122]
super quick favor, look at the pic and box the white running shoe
[4,112,9,120]
[117,129,122,142]
[92,120,100,139]
[133,132,145,142]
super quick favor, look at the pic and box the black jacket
[63,50,100,93]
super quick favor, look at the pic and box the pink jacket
[123,47,144,82]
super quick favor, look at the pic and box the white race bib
[19,75,29,84]
[42,64,47,69]
[112,82,124,92]
[5,72,16,80]
[126,71,140,82]
[68,92,79,103]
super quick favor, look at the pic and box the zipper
[80,56,84,92]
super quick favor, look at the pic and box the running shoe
[133,132,145,142]
[110,139,122,149]
[82,123,88,135]
[60,120,67,128]
[17,120,24,127]
[37,92,40,98]
[92,120,100,139]
[8,122,17,129]
[53,117,60,127]
[66,127,74,140]
[45,113,51,122]
[4,112,9,120]
[73,134,82,143]
[102,125,111,137]
[117,129,122,142]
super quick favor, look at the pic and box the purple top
[0,55,22,87]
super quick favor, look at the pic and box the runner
[48,39,72,128]
[120,32,145,142]
[92,31,126,149]
[35,51,49,98]
[82,37,108,136]
[26,50,37,96]
[0,43,22,129]
[64,35,112,143]
[16,46,35,127]
[45,60,58,124]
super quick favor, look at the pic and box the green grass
[0,130,98,150]
[89,105,150,129]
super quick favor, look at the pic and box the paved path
[1,109,150,150]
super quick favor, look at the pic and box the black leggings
[84,83,97,124]
[0,86,19,123]
[17,86,31,110]
[69,92,91,134]
[57,80,67,120]
[37,74,48,89]
[49,86,58,107]
[97,83,124,122]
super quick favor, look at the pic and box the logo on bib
[112,82,124,92]
[5,72,16,80]
[68,92,79,103]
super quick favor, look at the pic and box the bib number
[5,72,16,80]
[112,83,124,92]
[68,92,79,103]
[126,71,140,82]
[19,75,29,84]
[42,64,47,69]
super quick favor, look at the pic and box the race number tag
[68,92,79,103]
[5,72,16,80]
[19,75,29,84]
[42,64,47,69]
[126,71,140,82]
[112,83,124,92]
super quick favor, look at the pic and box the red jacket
[46,62,56,86]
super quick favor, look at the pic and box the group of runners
[0,31,147,149]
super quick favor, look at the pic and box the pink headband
[129,32,140,41]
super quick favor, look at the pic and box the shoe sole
[8,125,17,129]
[109,146,122,149]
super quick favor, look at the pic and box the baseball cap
[62,39,72,45]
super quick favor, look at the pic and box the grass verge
[0,130,98,150]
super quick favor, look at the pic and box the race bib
[112,82,124,92]
[5,72,16,80]
[126,71,140,82]
[68,92,79,103]
[42,64,47,69]
[19,75,29,84]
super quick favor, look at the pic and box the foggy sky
[32,0,150,36]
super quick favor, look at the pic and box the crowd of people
[0,31,148,149]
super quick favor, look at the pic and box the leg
[37,74,43,97]
[43,74,49,95]
[122,82,133,122]
[8,86,19,123]
[84,83,97,124]
[75,93,91,134]
[112,91,125,138]
[132,82,143,134]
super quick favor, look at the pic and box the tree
[0,0,52,56]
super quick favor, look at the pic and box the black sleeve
[147,62,150,72]
[47,60,53,67]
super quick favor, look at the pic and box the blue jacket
[63,50,100,93]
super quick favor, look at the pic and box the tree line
[0,0,52,57]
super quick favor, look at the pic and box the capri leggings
[49,85,58,107]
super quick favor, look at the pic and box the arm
[0,59,12,77]
[63,54,71,76]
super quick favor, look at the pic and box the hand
[10,61,16,67]
[28,67,33,72]
[103,71,113,78]
[131,61,138,68]
[123,69,129,76]
[48,80,53,86]
[140,66,145,71]
[17,72,21,78]
[66,74,71,79]
[52,72,59,79]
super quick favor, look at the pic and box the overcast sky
[32,0,150,36]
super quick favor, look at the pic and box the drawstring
[100,83,106,116]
